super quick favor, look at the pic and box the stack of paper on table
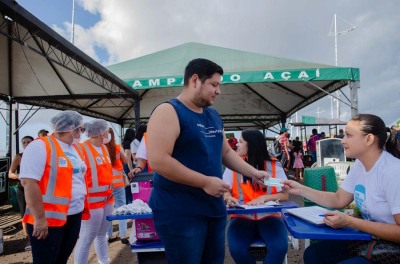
[285,206,331,225]
[234,200,281,209]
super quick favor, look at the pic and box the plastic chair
[303,166,338,206]
[326,161,353,182]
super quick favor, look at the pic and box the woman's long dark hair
[105,128,117,166]
[122,128,135,145]
[242,129,272,170]
[135,124,147,141]
[352,114,400,158]
[241,129,272,190]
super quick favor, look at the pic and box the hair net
[84,119,110,137]
[50,110,83,133]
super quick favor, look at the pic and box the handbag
[123,173,131,187]
[347,239,400,264]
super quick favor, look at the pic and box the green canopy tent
[108,42,360,131]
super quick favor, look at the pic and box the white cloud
[4,0,400,148]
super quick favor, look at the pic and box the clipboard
[285,206,329,226]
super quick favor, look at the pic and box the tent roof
[108,42,360,130]
[0,0,139,126]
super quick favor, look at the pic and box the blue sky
[1,0,400,155]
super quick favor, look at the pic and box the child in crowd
[292,146,304,180]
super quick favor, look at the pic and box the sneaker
[25,241,32,251]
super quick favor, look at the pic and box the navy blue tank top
[149,98,226,217]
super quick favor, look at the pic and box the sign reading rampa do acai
[126,68,360,90]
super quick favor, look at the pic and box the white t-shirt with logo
[20,139,87,215]
[341,151,400,224]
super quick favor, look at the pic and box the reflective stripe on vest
[231,159,279,220]
[83,143,110,193]
[81,142,113,209]
[111,145,125,188]
[23,136,73,226]
[42,137,69,205]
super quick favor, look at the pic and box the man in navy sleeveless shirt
[147,58,269,263]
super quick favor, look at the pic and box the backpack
[273,136,282,157]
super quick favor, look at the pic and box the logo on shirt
[197,124,222,138]
[58,157,68,168]
[354,184,370,221]
[96,157,103,164]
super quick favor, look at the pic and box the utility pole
[328,14,356,119]
[316,107,324,132]
[71,0,75,44]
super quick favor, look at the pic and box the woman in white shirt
[20,110,87,264]
[283,114,400,263]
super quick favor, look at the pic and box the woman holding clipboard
[283,114,400,264]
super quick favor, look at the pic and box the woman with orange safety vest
[20,110,88,264]
[73,119,114,264]
[105,128,132,244]
[223,129,289,264]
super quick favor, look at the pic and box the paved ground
[0,174,306,263]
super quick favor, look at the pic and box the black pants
[27,212,82,264]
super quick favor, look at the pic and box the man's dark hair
[183,58,223,86]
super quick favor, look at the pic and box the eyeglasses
[75,127,86,133]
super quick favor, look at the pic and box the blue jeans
[228,216,288,264]
[304,240,371,264]
[310,151,317,164]
[107,186,127,237]
[153,212,226,264]
[27,212,82,264]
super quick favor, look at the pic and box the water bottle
[0,228,4,254]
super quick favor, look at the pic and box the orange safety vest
[231,158,280,220]
[73,144,91,220]
[80,141,113,209]
[23,135,87,226]
[111,144,125,189]
[142,133,152,172]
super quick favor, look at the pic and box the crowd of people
[7,58,400,263]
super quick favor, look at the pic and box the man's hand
[128,170,135,179]
[252,170,270,186]
[202,177,230,198]
[33,217,48,239]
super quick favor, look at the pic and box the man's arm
[147,103,229,197]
